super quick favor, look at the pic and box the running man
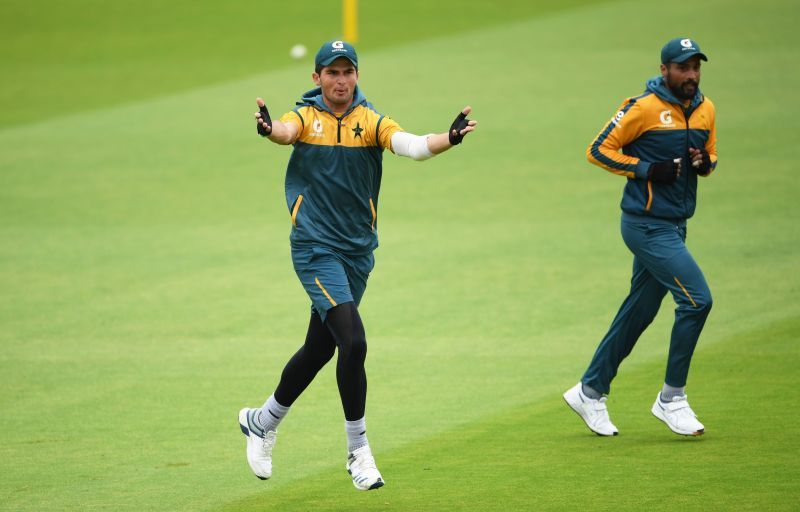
[239,40,477,490]
[564,37,717,437]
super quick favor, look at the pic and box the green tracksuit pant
[582,213,713,394]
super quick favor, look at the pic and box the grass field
[1,0,799,510]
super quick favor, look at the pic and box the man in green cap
[564,37,717,437]
[238,40,477,490]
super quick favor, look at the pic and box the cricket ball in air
[290,44,307,60]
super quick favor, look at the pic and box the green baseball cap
[315,40,358,69]
[661,37,708,64]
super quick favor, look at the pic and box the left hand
[448,106,478,145]
[689,147,711,174]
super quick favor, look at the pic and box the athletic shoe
[563,382,619,436]
[346,445,385,490]
[651,394,705,436]
[238,408,277,480]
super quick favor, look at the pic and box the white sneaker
[651,394,705,436]
[346,445,385,491]
[563,382,619,436]
[238,408,277,480]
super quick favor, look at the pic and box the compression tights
[273,302,368,421]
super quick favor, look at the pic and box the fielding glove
[647,159,680,184]
[256,104,272,136]
[448,111,471,145]
[694,149,712,175]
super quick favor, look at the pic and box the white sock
[345,417,368,453]
[257,394,290,432]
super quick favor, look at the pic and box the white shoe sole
[651,404,704,437]
[347,467,385,491]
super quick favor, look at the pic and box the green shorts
[291,245,375,322]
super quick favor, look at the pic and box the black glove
[448,111,471,145]
[695,149,711,176]
[256,104,272,137]
[647,159,680,184]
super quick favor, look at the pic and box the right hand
[255,97,272,137]
[647,158,681,184]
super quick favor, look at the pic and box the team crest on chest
[351,122,364,139]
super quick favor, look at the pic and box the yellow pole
[343,0,358,43]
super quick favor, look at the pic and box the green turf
[0,0,597,129]
[221,316,800,511]
[1,0,799,510]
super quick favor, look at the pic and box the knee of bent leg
[353,332,367,361]
[693,290,713,314]
[343,331,367,364]
[314,342,336,365]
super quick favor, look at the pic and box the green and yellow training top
[279,86,403,255]
[587,77,718,220]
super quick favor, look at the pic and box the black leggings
[273,302,368,421]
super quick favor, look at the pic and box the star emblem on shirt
[352,122,363,139]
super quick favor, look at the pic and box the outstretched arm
[427,106,478,154]
[392,106,478,160]
[254,97,299,145]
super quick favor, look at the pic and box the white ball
[289,44,307,60]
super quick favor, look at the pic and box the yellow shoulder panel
[295,107,339,146]
[337,106,382,148]
[688,99,715,131]
[638,94,685,133]
[298,105,401,148]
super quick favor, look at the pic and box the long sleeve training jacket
[587,77,717,220]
